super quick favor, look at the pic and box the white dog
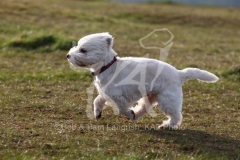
[67,33,219,129]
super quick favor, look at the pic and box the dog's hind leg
[157,87,183,129]
[132,95,157,120]
[112,97,136,120]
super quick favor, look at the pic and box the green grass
[6,34,73,52]
[0,0,240,159]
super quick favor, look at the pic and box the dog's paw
[127,110,135,120]
[94,110,102,120]
[131,110,135,120]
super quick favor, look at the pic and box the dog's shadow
[140,128,240,159]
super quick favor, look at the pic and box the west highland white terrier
[67,33,218,129]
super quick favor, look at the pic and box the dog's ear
[106,36,114,49]
[106,37,112,46]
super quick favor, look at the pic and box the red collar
[91,56,117,76]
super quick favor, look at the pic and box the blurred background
[112,0,240,7]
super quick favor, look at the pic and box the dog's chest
[94,79,122,97]
[94,79,108,96]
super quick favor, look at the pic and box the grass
[0,0,240,159]
[7,34,73,52]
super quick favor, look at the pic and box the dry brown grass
[0,0,239,159]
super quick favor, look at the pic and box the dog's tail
[179,68,219,84]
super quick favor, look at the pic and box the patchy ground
[0,0,239,159]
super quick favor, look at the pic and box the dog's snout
[66,54,71,59]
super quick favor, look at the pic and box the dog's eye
[80,48,87,53]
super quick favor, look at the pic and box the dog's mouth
[75,63,87,67]
[73,57,87,67]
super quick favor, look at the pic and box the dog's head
[67,33,116,71]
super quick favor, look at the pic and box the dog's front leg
[93,95,106,120]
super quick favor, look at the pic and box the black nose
[66,54,71,59]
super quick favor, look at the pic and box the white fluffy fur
[67,33,219,129]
